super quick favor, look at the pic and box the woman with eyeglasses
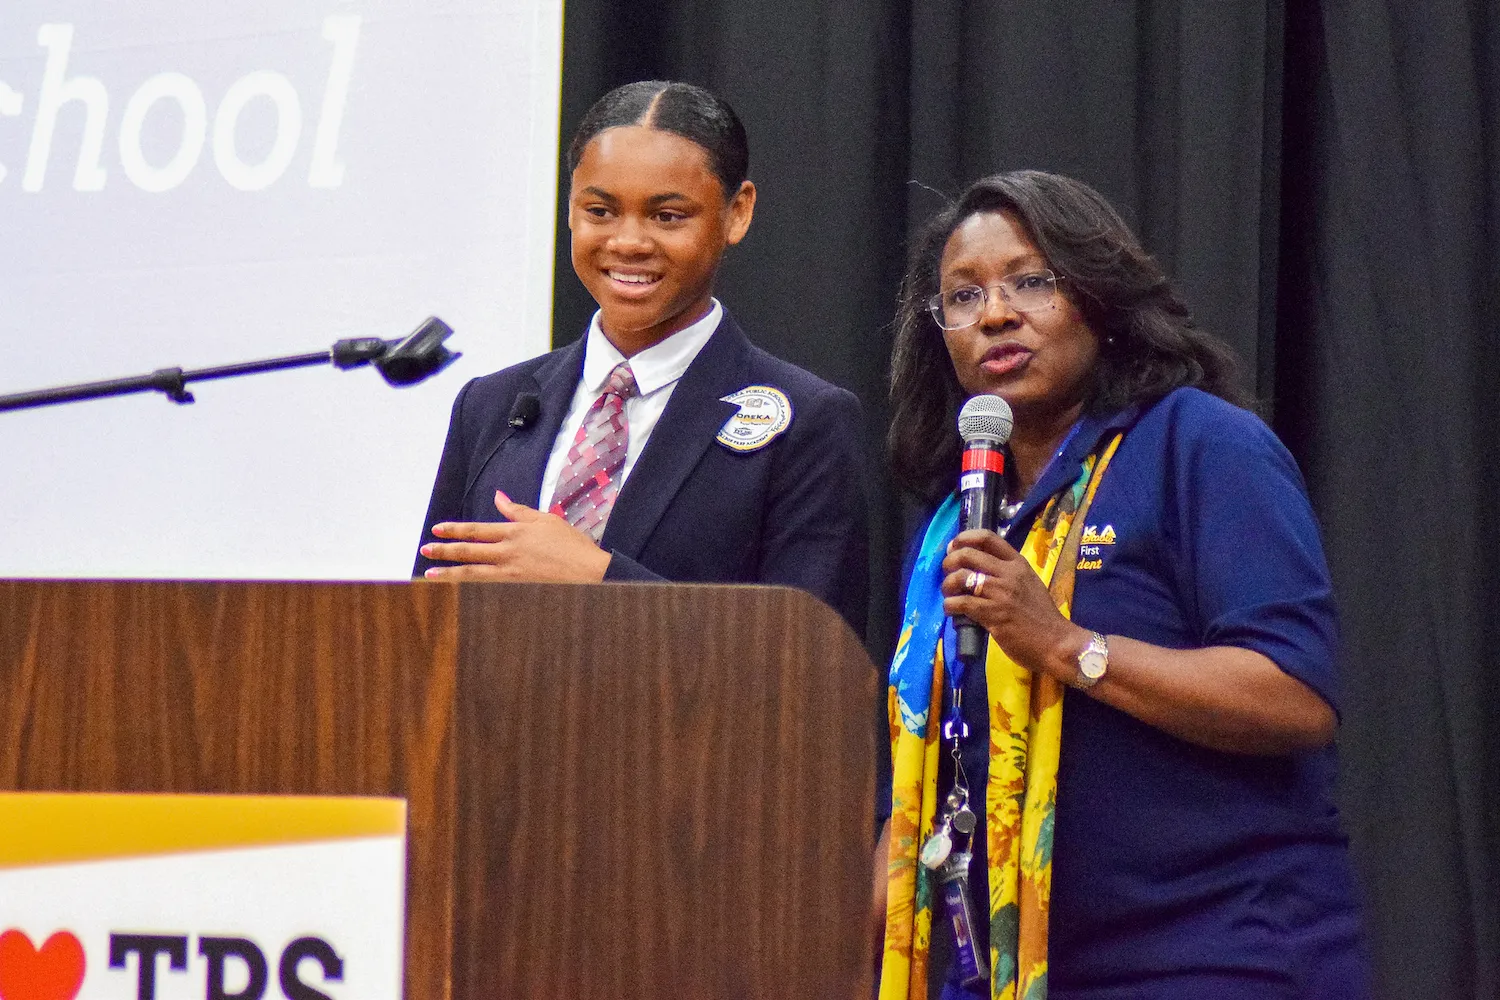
[875,171,1368,1000]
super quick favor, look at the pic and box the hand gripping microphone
[955,394,1014,663]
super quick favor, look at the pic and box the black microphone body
[953,395,1014,664]
[956,437,1006,662]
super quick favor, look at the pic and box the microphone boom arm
[0,318,458,414]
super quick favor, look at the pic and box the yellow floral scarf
[881,433,1122,1000]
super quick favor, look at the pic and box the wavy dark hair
[567,80,749,199]
[888,170,1252,504]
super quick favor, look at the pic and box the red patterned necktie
[549,361,638,540]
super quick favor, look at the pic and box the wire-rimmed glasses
[927,270,1061,330]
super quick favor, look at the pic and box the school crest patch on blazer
[716,385,793,452]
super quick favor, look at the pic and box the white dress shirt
[538,299,723,513]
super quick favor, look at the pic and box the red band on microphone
[961,448,1005,475]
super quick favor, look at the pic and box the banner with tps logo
[0,793,406,1000]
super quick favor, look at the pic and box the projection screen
[0,0,562,579]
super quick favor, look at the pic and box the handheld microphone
[508,393,540,429]
[955,395,1014,663]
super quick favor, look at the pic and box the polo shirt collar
[1008,401,1144,535]
[581,299,724,397]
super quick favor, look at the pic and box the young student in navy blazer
[413,81,868,635]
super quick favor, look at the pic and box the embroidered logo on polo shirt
[1080,524,1116,546]
[1076,523,1115,571]
[716,385,793,452]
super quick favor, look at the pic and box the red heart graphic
[0,931,85,1000]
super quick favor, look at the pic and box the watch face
[1080,649,1107,680]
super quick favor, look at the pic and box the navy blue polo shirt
[921,388,1368,998]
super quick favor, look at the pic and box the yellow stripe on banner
[0,793,405,869]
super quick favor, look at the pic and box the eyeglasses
[927,270,1061,330]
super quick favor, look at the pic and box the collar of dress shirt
[580,299,724,397]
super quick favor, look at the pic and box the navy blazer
[412,312,869,635]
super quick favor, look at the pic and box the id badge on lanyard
[918,421,1085,992]
[918,617,988,990]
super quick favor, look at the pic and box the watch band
[1076,631,1109,689]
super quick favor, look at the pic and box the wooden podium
[0,580,877,999]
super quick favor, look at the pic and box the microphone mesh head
[958,394,1014,444]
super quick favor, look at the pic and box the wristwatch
[1075,632,1109,689]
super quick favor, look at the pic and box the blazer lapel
[600,314,748,558]
[469,337,584,513]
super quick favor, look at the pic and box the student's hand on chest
[420,491,612,583]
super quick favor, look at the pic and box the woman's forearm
[1041,627,1337,755]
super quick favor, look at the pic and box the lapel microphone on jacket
[508,393,541,429]
[954,394,1014,663]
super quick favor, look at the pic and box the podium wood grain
[456,583,876,999]
[0,580,876,1000]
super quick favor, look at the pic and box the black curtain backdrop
[550,3,1499,997]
